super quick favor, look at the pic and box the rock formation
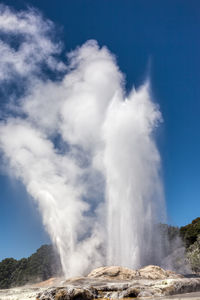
[37,265,200,299]
[88,265,183,280]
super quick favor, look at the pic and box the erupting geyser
[0,5,165,277]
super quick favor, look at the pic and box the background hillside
[0,245,62,289]
[0,218,200,289]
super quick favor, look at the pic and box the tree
[180,217,200,248]
[0,258,18,289]
[186,234,200,272]
[0,245,62,289]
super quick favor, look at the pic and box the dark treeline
[159,217,200,273]
[180,217,200,248]
[0,245,62,289]
[180,217,200,272]
[0,218,200,289]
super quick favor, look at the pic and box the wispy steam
[0,5,165,277]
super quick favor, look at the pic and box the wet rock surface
[36,265,200,299]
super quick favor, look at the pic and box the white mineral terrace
[0,288,200,300]
[0,287,45,300]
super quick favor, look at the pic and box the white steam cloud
[0,5,165,277]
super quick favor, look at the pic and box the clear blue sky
[0,0,200,261]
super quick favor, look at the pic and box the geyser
[0,5,165,277]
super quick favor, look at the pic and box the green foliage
[180,217,200,248]
[186,235,200,272]
[162,218,200,273]
[0,245,62,289]
[0,258,18,289]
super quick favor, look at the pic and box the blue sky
[0,0,200,260]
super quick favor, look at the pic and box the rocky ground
[36,265,200,299]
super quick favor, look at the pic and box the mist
[0,5,166,277]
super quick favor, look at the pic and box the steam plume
[0,5,165,277]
